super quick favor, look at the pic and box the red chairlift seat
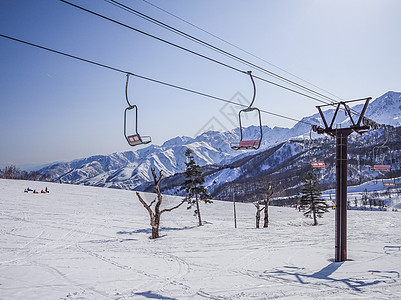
[311,161,326,168]
[231,140,260,150]
[372,165,391,171]
[126,133,151,147]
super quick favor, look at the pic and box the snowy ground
[0,179,400,299]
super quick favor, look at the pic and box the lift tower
[314,98,372,262]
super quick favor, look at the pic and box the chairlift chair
[371,126,391,171]
[370,137,395,186]
[371,146,391,171]
[383,180,396,187]
[123,74,151,147]
[124,105,151,146]
[309,128,326,168]
[230,71,263,151]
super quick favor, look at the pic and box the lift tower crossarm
[316,97,371,136]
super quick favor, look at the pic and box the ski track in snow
[0,179,401,299]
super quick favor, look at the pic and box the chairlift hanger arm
[247,70,256,109]
[125,73,132,107]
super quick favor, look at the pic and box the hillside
[142,127,401,201]
[38,91,401,199]
[0,179,400,299]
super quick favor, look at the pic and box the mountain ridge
[39,91,401,195]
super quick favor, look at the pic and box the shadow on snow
[253,262,400,292]
[133,290,177,300]
[117,226,196,235]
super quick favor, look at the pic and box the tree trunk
[313,210,317,226]
[151,226,159,239]
[264,185,273,228]
[254,200,263,228]
[151,213,161,239]
[196,195,202,226]
[256,210,260,228]
[263,199,269,228]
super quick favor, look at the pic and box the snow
[1,179,401,299]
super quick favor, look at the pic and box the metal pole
[233,193,237,228]
[335,129,350,262]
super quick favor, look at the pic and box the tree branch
[151,168,163,188]
[161,199,186,214]
[136,192,153,217]
[149,198,156,207]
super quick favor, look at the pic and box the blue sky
[1,0,400,168]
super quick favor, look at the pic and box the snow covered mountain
[38,125,311,190]
[39,91,401,193]
[364,91,401,126]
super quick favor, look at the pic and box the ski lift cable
[60,0,339,107]
[104,0,340,105]
[0,33,315,127]
[140,0,344,102]
[67,0,370,122]
[59,0,246,76]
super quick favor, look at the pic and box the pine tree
[299,171,328,225]
[181,148,212,226]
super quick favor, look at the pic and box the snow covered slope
[1,179,401,299]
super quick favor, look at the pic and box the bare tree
[136,168,186,239]
[263,185,273,228]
